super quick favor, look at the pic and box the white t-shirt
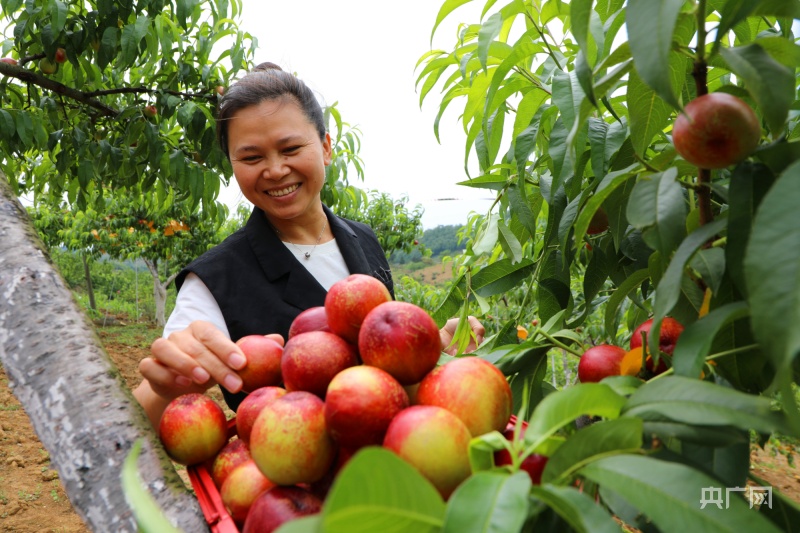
[163,238,350,338]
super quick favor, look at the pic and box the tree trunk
[144,259,177,328]
[82,252,97,311]
[0,176,208,532]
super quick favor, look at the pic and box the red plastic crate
[187,415,527,532]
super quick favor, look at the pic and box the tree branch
[0,62,119,117]
[0,63,216,118]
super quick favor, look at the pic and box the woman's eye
[284,146,301,154]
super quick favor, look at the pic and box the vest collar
[244,204,374,309]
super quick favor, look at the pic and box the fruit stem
[534,328,583,357]
[710,236,727,248]
[694,0,709,92]
[705,343,759,362]
[691,0,714,230]
[647,343,759,383]
[697,168,713,227]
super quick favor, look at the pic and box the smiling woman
[132,63,396,421]
[132,63,486,425]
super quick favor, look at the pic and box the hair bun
[252,62,283,72]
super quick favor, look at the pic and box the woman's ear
[322,133,333,166]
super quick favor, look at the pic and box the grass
[97,321,159,348]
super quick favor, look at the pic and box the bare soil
[0,322,798,532]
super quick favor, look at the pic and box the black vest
[176,204,393,410]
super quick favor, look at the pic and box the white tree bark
[0,176,208,532]
[144,258,177,328]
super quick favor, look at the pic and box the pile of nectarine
[158,274,518,531]
[577,316,685,383]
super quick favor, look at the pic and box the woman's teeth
[267,184,300,197]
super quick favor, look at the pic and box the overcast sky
[221,0,493,229]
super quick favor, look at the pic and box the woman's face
[227,98,332,225]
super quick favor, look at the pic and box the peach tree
[296,1,800,533]
[0,0,257,530]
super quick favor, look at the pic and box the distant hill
[389,224,464,265]
[389,224,463,287]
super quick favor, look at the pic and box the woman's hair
[216,62,327,159]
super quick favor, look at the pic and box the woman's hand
[440,316,485,356]
[133,321,284,427]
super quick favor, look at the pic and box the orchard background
[0,0,800,532]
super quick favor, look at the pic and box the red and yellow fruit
[324,273,391,343]
[672,92,760,169]
[324,365,409,450]
[358,301,441,385]
[577,344,627,383]
[416,356,512,437]
[281,331,358,398]
[235,335,284,393]
[158,393,228,466]
[249,391,335,486]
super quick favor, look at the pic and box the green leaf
[13,110,32,146]
[744,160,800,385]
[50,0,68,35]
[725,162,773,296]
[471,258,535,297]
[580,455,782,533]
[552,70,585,135]
[0,109,15,137]
[626,168,687,258]
[468,430,509,473]
[622,376,796,436]
[752,0,800,19]
[119,15,151,69]
[442,471,530,533]
[431,273,467,328]
[712,0,759,53]
[97,26,119,69]
[477,12,503,71]
[574,163,639,250]
[497,220,523,263]
[671,302,750,379]
[690,247,725,294]
[625,0,684,110]
[642,421,750,447]
[587,117,627,181]
[120,440,183,533]
[604,269,650,336]
[719,44,793,138]
[274,515,321,533]
[652,218,727,325]
[456,173,509,191]
[473,212,499,256]
[483,27,546,134]
[754,35,800,68]
[542,418,643,484]
[506,178,539,236]
[431,0,475,44]
[625,67,674,158]
[530,484,621,533]
[323,447,445,533]
[514,109,545,178]
[524,383,626,452]
[582,246,613,311]
[547,117,574,203]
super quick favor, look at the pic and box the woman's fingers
[150,321,246,394]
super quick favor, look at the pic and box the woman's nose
[261,157,289,180]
